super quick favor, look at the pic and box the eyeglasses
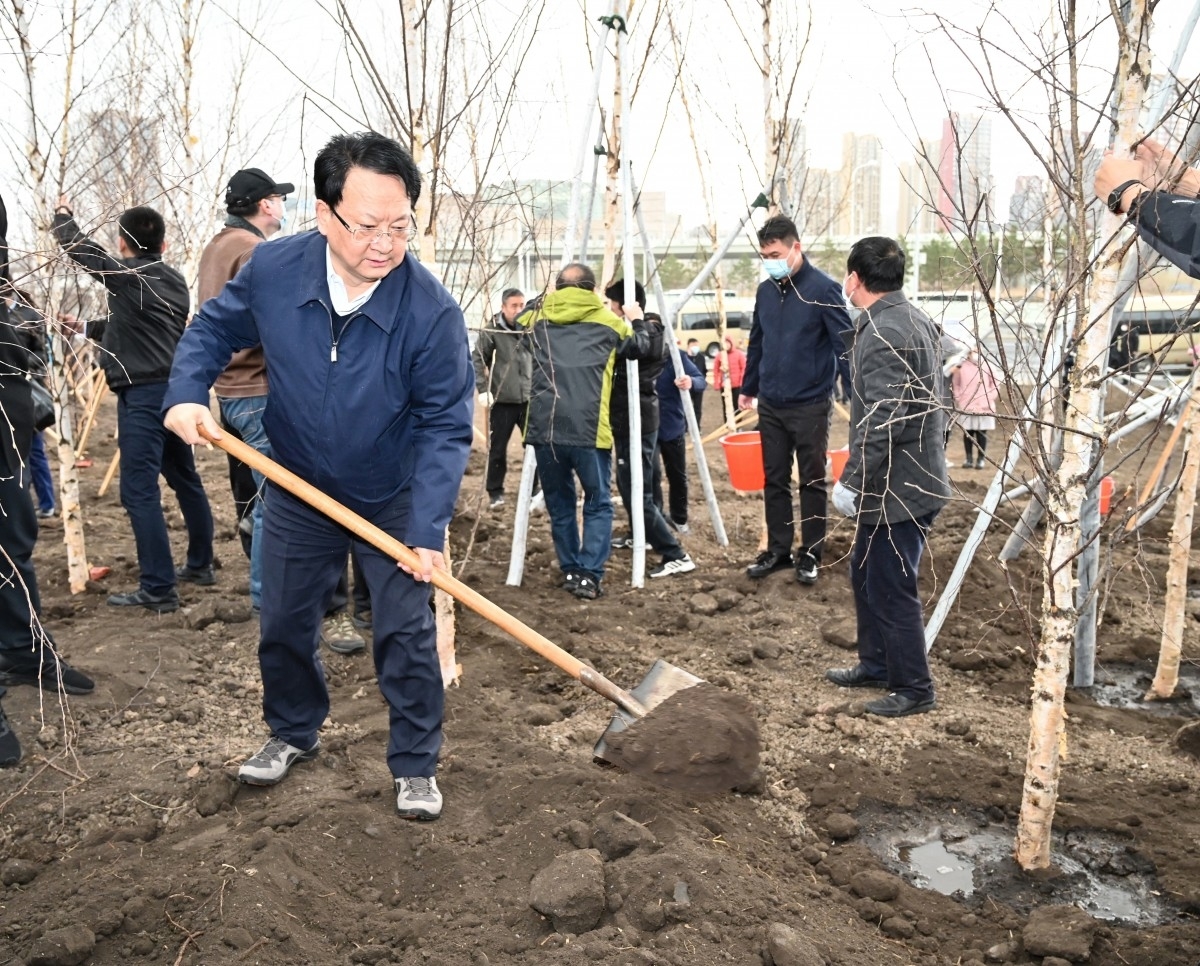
[329,206,417,242]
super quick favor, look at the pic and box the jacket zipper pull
[331,343,338,363]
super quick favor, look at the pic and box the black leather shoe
[825,665,889,689]
[865,692,937,717]
[746,550,792,578]
[107,587,180,613]
[175,564,215,586]
[0,650,95,695]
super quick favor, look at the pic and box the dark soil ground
[2,390,1199,966]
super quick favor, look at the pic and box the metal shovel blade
[593,659,704,763]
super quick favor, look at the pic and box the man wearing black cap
[196,167,292,616]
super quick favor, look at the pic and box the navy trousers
[851,512,937,702]
[258,484,442,778]
[116,383,213,595]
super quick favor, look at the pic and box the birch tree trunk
[760,0,781,215]
[601,39,623,289]
[402,0,439,279]
[1015,0,1152,870]
[11,0,89,592]
[1148,399,1200,699]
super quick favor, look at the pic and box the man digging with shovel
[164,132,474,821]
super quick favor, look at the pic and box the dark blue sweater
[655,352,705,442]
[164,231,474,550]
[742,257,853,407]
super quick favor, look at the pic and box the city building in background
[936,112,994,229]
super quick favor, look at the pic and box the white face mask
[841,275,857,311]
[276,198,289,232]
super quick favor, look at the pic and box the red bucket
[827,447,849,482]
[720,431,765,491]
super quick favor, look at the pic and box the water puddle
[1082,662,1200,717]
[860,805,1178,925]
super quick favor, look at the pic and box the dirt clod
[24,923,95,966]
[529,849,606,935]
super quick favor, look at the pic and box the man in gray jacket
[825,236,949,717]
[472,288,531,508]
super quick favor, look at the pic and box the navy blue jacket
[655,352,705,443]
[164,231,474,550]
[742,257,853,407]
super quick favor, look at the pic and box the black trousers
[653,435,689,525]
[614,431,685,561]
[485,402,527,498]
[759,398,831,560]
[851,512,937,701]
[963,429,988,464]
[0,469,41,653]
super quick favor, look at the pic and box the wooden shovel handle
[199,426,590,682]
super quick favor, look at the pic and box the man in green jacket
[524,263,651,600]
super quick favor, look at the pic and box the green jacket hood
[540,287,622,325]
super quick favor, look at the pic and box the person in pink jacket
[713,337,746,420]
[950,346,999,469]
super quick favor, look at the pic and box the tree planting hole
[860,805,1179,925]
[1081,662,1200,717]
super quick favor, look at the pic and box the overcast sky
[3,0,1197,242]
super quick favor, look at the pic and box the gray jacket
[841,290,950,525]
[472,313,532,404]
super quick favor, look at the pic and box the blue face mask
[763,258,791,280]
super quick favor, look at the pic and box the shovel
[198,427,707,766]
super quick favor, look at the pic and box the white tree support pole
[632,174,728,546]
[1000,384,1184,507]
[562,14,615,265]
[505,447,539,587]
[579,119,606,263]
[616,18,645,587]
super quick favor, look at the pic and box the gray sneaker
[321,612,366,654]
[395,776,442,820]
[238,735,319,786]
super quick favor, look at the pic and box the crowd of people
[5,129,1189,806]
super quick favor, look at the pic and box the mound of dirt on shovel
[601,683,761,797]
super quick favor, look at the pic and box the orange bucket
[1099,475,1114,515]
[827,447,849,482]
[720,431,765,491]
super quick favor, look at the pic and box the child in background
[951,346,999,469]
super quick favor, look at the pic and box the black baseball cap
[225,168,295,208]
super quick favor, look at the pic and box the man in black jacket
[740,215,853,585]
[1094,138,1200,279]
[54,196,213,613]
[606,280,694,579]
[0,193,94,766]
